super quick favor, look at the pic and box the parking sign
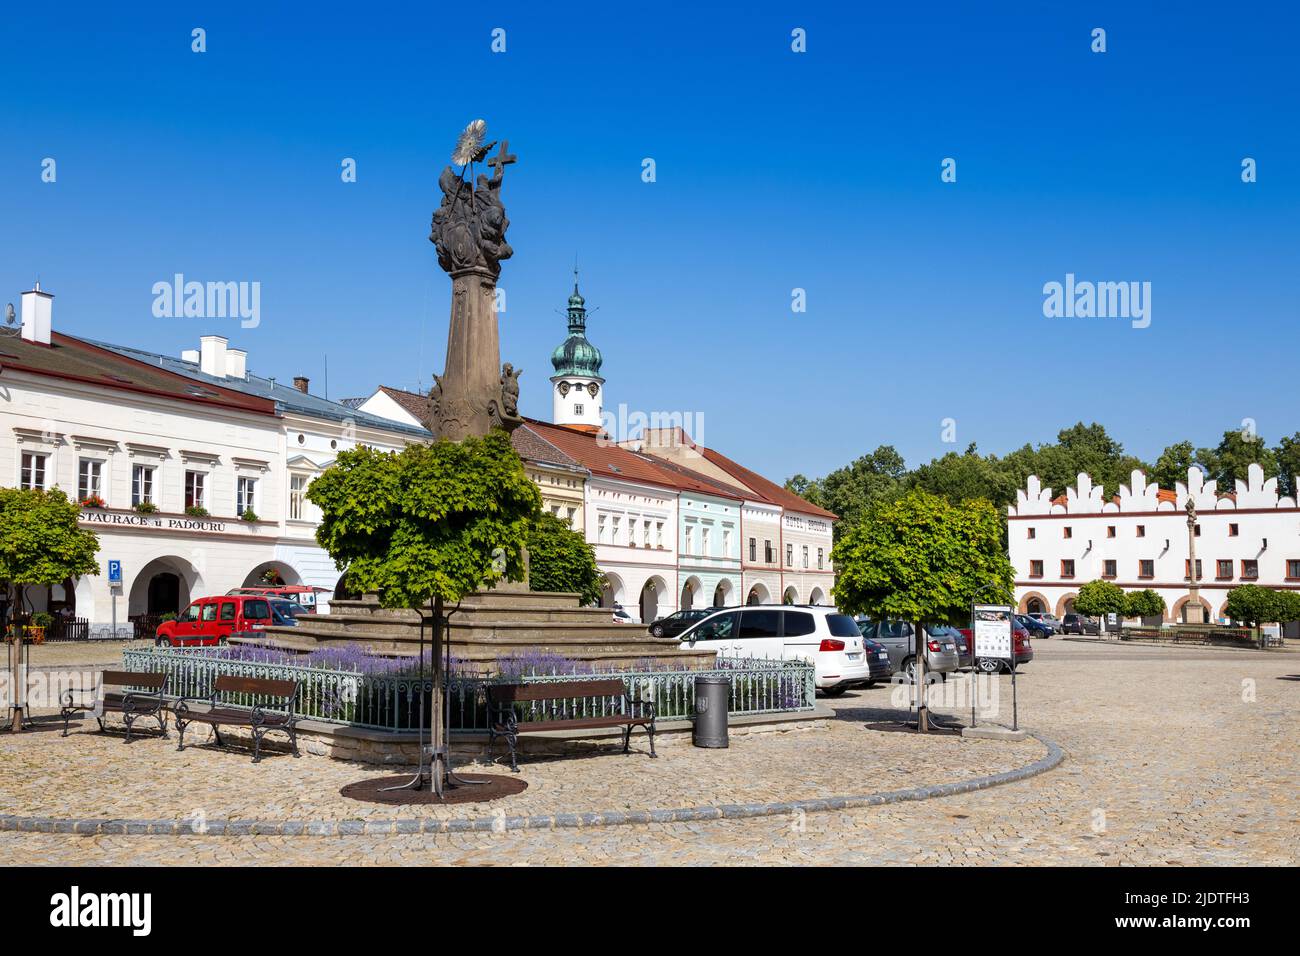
[107,560,122,585]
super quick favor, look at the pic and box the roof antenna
[323,354,329,401]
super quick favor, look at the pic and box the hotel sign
[79,509,231,535]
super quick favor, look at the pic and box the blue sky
[2,1,1296,482]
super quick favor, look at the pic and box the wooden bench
[485,678,656,773]
[60,670,169,742]
[174,675,300,763]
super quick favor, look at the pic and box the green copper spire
[551,267,603,377]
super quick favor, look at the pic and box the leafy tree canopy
[527,511,602,606]
[1151,441,1200,491]
[786,445,906,536]
[307,432,541,609]
[1223,584,1286,626]
[1122,588,1166,620]
[0,487,100,605]
[1197,429,1278,489]
[831,489,1013,625]
[1073,579,1127,618]
[1272,432,1300,499]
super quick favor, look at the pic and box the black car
[648,607,720,638]
[1061,612,1100,635]
[1015,614,1054,639]
[861,636,894,685]
[268,598,306,627]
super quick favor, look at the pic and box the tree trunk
[430,593,446,796]
[915,619,928,733]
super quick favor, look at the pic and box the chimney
[199,335,228,378]
[181,348,200,363]
[292,376,310,394]
[226,349,247,379]
[20,282,53,345]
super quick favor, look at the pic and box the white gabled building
[1008,463,1300,624]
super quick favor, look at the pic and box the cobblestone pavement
[2,640,1296,865]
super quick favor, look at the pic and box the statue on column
[424,120,523,441]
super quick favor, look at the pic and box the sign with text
[80,510,231,535]
[973,604,1014,660]
[107,560,122,585]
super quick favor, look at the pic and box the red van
[155,595,274,647]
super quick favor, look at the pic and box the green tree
[1122,588,1166,622]
[1197,429,1278,488]
[907,443,1020,510]
[1222,584,1283,627]
[1073,579,1127,631]
[785,445,907,537]
[308,431,542,783]
[0,487,100,620]
[1273,432,1300,500]
[526,511,602,606]
[1275,590,1300,625]
[831,489,1013,731]
[1150,441,1199,491]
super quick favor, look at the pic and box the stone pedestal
[432,268,507,441]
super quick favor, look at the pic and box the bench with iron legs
[174,675,300,763]
[60,670,169,742]
[485,678,656,773]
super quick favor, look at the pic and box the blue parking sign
[107,560,122,585]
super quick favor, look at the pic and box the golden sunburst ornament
[452,119,488,166]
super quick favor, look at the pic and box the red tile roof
[696,445,838,519]
[0,332,275,416]
[523,419,744,499]
[377,385,430,424]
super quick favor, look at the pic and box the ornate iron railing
[121,647,816,732]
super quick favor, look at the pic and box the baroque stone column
[436,268,510,440]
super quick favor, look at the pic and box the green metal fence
[121,647,816,732]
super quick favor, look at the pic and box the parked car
[861,635,894,685]
[679,605,873,695]
[1028,612,1063,633]
[611,605,636,625]
[1016,614,1054,639]
[931,624,972,669]
[268,598,307,627]
[155,594,274,647]
[1061,612,1100,635]
[856,619,960,682]
[958,623,1034,672]
[227,585,327,613]
[648,607,719,638]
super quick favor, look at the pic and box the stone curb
[0,734,1064,838]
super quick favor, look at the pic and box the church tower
[550,269,604,428]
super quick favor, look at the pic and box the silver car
[856,619,960,681]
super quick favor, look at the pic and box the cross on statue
[487,140,516,180]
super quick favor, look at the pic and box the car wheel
[977,658,1002,674]
[155,636,170,647]
[650,624,664,638]
[902,656,916,682]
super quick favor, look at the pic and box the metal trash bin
[693,675,731,748]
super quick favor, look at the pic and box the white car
[677,604,873,695]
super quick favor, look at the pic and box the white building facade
[1008,464,1300,624]
[0,285,422,629]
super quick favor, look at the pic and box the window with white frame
[802,545,809,569]
[655,521,664,548]
[78,459,103,502]
[185,471,206,510]
[723,528,732,556]
[612,515,621,545]
[684,525,694,555]
[702,526,711,557]
[20,452,48,490]
[237,476,257,515]
[786,543,794,566]
[132,464,155,506]
[289,474,308,520]
[642,519,651,547]
[597,513,608,543]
